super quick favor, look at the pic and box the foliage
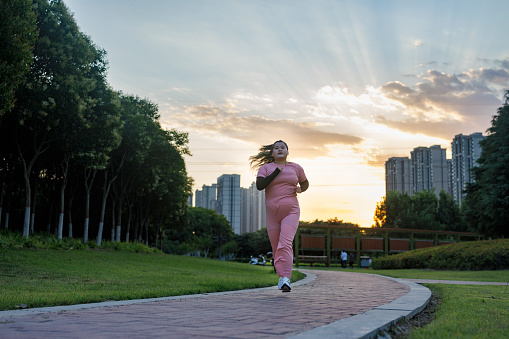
[0,1,191,246]
[301,217,360,227]
[0,230,159,253]
[0,0,37,117]
[163,207,234,256]
[372,239,509,270]
[233,227,272,258]
[463,91,509,238]
[374,190,465,231]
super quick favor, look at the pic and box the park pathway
[0,270,419,338]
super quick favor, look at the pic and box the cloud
[164,103,363,158]
[376,66,507,137]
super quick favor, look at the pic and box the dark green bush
[372,239,509,270]
[0,230,160,253]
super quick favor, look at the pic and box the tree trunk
[17,137,48,237]
[57,183,65,239]
[4,211,9,229]
[110,197,116,242]
[116,196,123,242]
[125,202,132,242]
[30,182,37,235]
[97,155,126,246]
[0,183,4,229]
[83,168,96,244]
[96,171,109,246]
[23,181,31,237]
[68,195,74,238]
[57,155,70,240]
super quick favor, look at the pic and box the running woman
[249,140,309,292]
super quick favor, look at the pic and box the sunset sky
[65,0,509,227]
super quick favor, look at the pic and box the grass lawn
[408,284,509,338]
[298,265,509,338]
[0,249,301,311]
[303,265,509,282]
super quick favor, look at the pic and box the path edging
[289,273,432,339]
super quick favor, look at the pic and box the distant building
[241,182,266,234]
[451,133,484,204]
[385,157,410,194]
[410,145,448,197]
[187,193,193,207]
[216,174,241,234]
[194,184,216,210]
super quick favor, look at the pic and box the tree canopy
[463,91,509,238]
[0,0,37,117]
[374,190,464,232]
[0,0,192,247]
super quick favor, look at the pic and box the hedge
[0,230,161,254]
[372,239,509,270]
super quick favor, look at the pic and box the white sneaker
[281,277,291,292]
[277,277,284,290]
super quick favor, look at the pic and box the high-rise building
[385,157,410,194]
[410,145,448,197]
[451,133,484,204]
[241,182,266,234]
[194,184,216,210]
[216,174,241,234]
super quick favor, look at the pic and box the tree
[463,91,509,237]
[0,0,37,117]
[373,190,444,230]
[9,0,110,237]
[437,190,463,232]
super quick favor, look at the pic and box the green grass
[306,266,509,282]
[0,249,304,311]
[409,284,509,339]
[300,266,509,338]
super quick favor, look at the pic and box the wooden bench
[298,255,328,267]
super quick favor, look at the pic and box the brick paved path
[0,270,409,339]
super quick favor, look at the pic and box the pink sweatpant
[266,204,300,278]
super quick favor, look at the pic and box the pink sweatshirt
[257,162,307,206]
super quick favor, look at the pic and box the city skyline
[64,0,509,226]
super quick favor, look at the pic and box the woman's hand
[295,185,302,194]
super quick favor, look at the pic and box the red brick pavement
[0,270,410,339]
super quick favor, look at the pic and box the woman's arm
[256,168,281,190]
[299,179,309,193]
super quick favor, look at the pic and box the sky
[65,0,509,227]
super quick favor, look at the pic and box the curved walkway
[0,270,430,339]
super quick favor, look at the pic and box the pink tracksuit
[257,162,307,278]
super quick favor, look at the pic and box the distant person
[250,140,309,292]
[341,250,347,268]
[349,252,354,268]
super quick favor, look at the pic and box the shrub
[0,230,160,253]
[372,239,509,270]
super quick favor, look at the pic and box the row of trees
[0,0,192,246]
[373,190,462,232]
[374,92,509,238]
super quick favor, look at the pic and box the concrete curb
[289,274,432,339]
[0,271,317,319]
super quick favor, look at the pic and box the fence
[294,224,482,267]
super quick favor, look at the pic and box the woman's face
[272,142,288,160]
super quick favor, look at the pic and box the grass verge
[300,266,509,282]
[0,249,304,311]
[407,284,509,338]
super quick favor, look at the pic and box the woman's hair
[249,140,288,171]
